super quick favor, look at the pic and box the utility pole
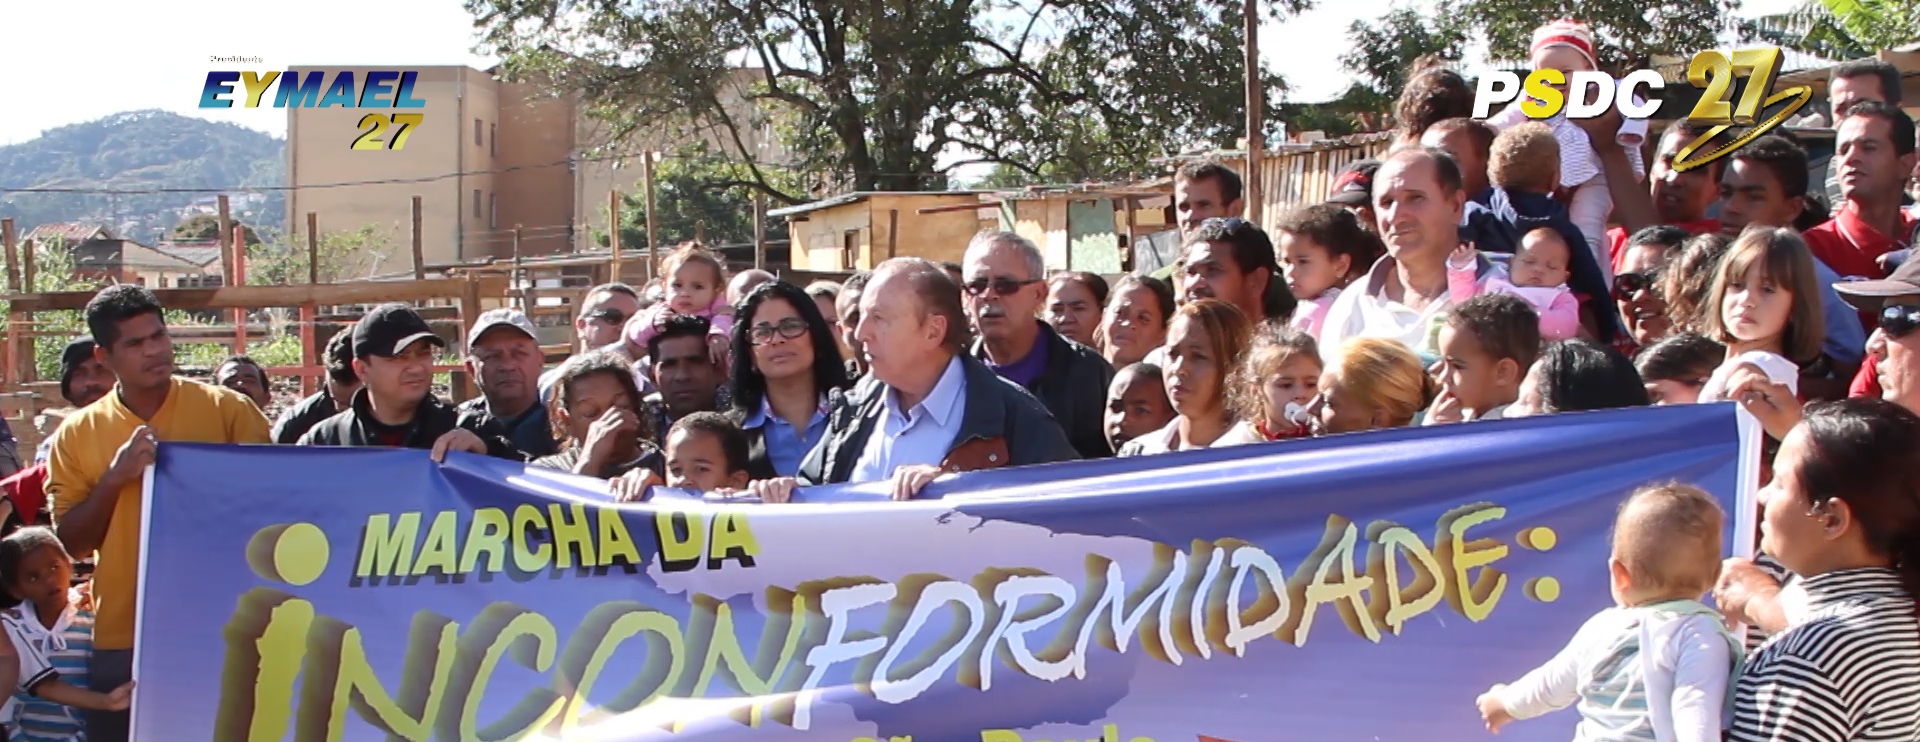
[1242,0,1264,228]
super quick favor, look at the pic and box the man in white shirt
[1319,147,1473,363]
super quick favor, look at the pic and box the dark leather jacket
[796,353,1078,486]
[972,321,1116,458]
[297,389,523,460]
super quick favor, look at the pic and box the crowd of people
[0,17,1911,742]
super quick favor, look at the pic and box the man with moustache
[962,231,1113,459]
[458,308,558,458]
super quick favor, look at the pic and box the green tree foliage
[1450,0,1740,73]
[470,0,1303,194]
[1340,9,1469,105]
[0,111,284,245]
[591,145,800,249]
[172,213,264,246]
[251,224,393,285]
[1743,0,1920,61]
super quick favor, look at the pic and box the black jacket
[796,353,1079,486]
[272,389,342,444]
[971,321,1115,459]
[297,389,524,460]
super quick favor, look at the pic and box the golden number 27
[1672,48,1812,173]
[350,114,425,151]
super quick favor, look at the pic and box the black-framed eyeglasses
[1882,304,1920,339]
[963,278,1041,297]
[749,317,810,345]
[1614,270,1662,300]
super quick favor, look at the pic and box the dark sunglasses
[963,278,1041,297]
[585,308,629,325]
[1614,270,1662,300]
[1882,304,1920,339]
[749,317,810,344]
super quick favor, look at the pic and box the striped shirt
[0,612,57,739]
[1729,568,1920,742]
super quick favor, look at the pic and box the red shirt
[1,463,48,526]
[1608,219,1722,275]
[1851,354,1882,399]
[1800,203,1918,280]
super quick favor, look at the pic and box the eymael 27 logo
[1472,47,1813,173]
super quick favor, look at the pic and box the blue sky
[2,0,1799,148]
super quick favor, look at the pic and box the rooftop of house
[22,223,114,245]
[154,242,224,267]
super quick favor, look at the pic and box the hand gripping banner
[132,404,1755,742]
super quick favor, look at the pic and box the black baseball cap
[58,338,97,402]
[352,303,446,359]
[1327,159,1381,206]
[1833,256,1920,313]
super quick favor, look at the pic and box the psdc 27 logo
[1471,47,1813,173]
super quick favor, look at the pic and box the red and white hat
[1531,18,1599,70]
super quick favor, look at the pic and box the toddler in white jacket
[1476,483,1742,742]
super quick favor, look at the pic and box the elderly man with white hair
[962,231,1116,458]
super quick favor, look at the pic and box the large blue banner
[132,405,1753,742]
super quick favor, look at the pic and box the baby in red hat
[1487,19,1649,288]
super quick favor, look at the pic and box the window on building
[473,189,482,218]
[489,193,497,229]
[489,123,496,157]
[474,118,483,146]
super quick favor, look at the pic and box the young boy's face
[1512,229,1573,288]
[665,428,749,492]
[1718,159,1802,234]
[1105,370,1175,452]
[1436,323,1520,415]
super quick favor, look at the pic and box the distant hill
[0,110,285,246]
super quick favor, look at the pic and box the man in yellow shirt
[45,284,270,742]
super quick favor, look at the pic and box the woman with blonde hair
[1310,337,1435,435]
[1118,299,1253,455]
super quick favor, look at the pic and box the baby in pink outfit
[627,245,735,369]
[1484,19,1649,285]
[1448,229,1580,341]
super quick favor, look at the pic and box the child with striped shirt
[1476,484,1742,742]
[1,528,130,741]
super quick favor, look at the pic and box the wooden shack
[771,192,995,271]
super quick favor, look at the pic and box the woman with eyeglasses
[726,281,851,479]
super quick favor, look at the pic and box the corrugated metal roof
[22,223,111,245]
[766,191,996,219]
[154,242,224,267]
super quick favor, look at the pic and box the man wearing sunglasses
[1834,259,1920,410]
[962,232,1115,459]
[538,283,641,400]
